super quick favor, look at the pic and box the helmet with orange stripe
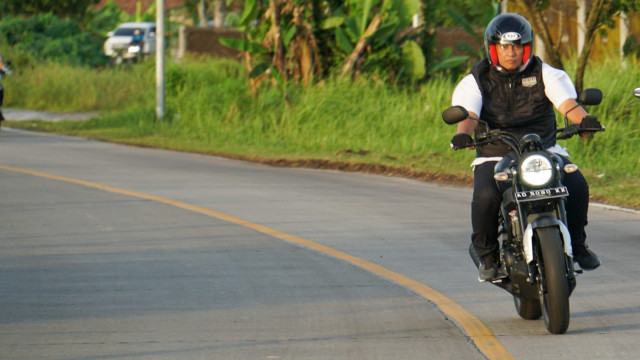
[484,13,534,72]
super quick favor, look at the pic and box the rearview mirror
[634,87,640,98]
[442,106,469,125]
[578,88,602,106]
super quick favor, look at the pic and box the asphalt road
[0,127,639,359]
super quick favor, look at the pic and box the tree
[513,0,564,69]
[514,0,640,93]
[573,0,640,92]
[0,0,100,21]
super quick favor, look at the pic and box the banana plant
[220,0,428,89]
[322,0,424,80]
[220,0,323,92]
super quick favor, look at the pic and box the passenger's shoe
[574,243,600,270]
[478,252,498,282]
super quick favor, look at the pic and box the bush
[0,13,110,67]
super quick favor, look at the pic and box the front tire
[535,227,570,334]
[513,295,542,320]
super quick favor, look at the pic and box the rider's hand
[450,133,474,149]
[579,115,602,137]
[580,115,602,129]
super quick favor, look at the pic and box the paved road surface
[2,108,99,122]
[1,127,639,359]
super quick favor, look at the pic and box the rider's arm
[452,74,482,134]
[557,98,589,125]
[456,113,479,135]
[542,63,589,125]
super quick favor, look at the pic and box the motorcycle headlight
[519,154,553,187]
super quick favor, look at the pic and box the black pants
[0,83,3,106]
[471,156,589,258]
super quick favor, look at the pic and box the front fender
[522,216,572,264]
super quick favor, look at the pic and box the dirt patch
[222,153,475,187]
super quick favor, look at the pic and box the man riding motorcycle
[449,13,601,281]
[129,29,145,60]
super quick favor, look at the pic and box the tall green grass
[4,56,640,209]
[4,62,154,112]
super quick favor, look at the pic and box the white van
[103,22,157,59]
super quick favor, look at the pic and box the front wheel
[535,227,570,334]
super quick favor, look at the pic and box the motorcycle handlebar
[556,124,605,140]
[456,123,604,153]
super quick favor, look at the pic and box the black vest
[470,56,557,157]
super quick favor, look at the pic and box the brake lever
[557,124,581,140]
[580,125,606,132]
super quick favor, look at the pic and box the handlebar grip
[581,126,605,132]
[557,125,580,140]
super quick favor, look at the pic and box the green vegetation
[3,55,640,210]
[4,61,154,112]
[0,13,110,67]
[0,1,159,68]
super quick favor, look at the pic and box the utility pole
[576,0,586,55]
[213,0,225,28]
[620,12,628,68]
[156,0,165,120]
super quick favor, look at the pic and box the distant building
[95,0,185,15]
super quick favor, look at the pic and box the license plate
[515,186,568,201]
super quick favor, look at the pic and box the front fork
[521,215,577,294]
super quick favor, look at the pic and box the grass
[4,55,640,210]
[4,61,154,112]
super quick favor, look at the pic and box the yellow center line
[0,164,514,360]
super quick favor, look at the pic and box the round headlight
[520,154,553,187]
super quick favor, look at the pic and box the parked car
[103,22,157,62]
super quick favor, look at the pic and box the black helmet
[484,13,534,71]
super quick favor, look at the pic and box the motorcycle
[634,87,640,98]
[112,41,144,64]
[441,88,604,334]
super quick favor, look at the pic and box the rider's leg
[562,156,600,270]
[471,161,502,279]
